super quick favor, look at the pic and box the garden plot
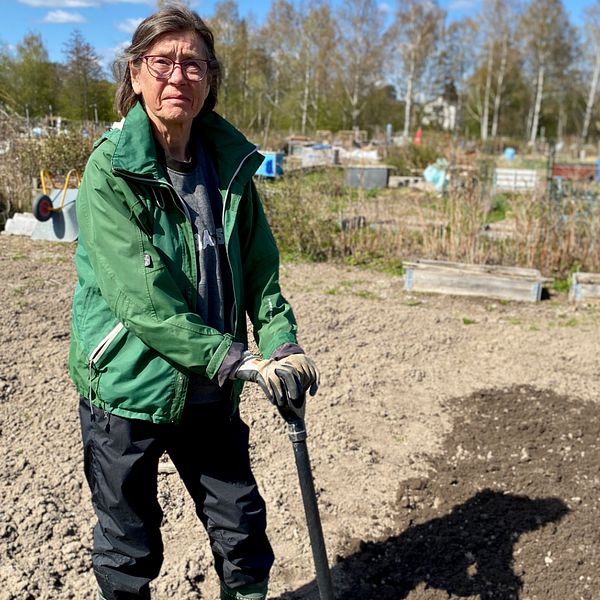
[1,235,599,600]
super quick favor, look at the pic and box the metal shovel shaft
[287,420,335,600]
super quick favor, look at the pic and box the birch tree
[437,18,478,134]
[210,1,248,123]
[390,0,442,139]
[212,5,268,130]
[479,0,514,141]
[490,18,511,139]
[296,2,337,133]
[581,1,600,143]
[519,0,574,146]
[333,0,387,131]
[254,0,303,137]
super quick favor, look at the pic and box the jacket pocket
[87,322,126,402]
[89,322,125,366]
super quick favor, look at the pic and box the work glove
[274,353,319,397]
[234,352,305,407]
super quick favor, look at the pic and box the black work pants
[79,397,274,600]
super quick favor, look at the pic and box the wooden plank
[494,168,538,192]
[571,271,600,285]
[404,259,544,280]
[495,167,537,177]
[569,272,600,302]
[403,260,548,302]
[552,163,597,181]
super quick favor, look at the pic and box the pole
[286,419,335,600]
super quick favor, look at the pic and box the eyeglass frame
[140,55,213,82]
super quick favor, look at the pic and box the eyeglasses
[141,55,211,82]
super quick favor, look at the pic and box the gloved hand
[234,352,305,406]
[274,353,319,397]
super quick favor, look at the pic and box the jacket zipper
[112,171,198,407]
[115,147,258,337]
[222,147,258,333]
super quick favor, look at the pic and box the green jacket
[68,102,298,423]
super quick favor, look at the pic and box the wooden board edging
[569,272,600,302]
[403,259,550,303]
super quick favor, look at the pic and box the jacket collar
[110,102,263,190]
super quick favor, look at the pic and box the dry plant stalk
[0,110,34,213]
[512,187,600,276]
[416,175,490,264]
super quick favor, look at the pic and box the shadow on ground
[275,489,568,600]
[275,385,600,599]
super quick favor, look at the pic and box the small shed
[344,165,390,189]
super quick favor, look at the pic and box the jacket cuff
[217,341,247,386]
[271,342,304,360]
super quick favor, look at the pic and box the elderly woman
[68,5,318,600]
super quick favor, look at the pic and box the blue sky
[2,0,592,73]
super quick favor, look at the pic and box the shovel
[277,393,335,600]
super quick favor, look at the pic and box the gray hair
[113,3,221,117]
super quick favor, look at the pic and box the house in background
[421,96,457,131]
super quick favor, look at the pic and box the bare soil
[1,234,599,600]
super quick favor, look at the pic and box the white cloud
[117,17,144,34]
[379,2,391,15]
[19,1,98,7]
[97,41,128,71]
[42,9,87,23]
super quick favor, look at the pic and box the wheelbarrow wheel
[32,194,53,221]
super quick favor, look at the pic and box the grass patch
[486,196,508,224]
[353,290,381,300]
[405,298,422,306]
[558,317,578,327]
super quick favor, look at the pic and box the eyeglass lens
[144,56,208,81]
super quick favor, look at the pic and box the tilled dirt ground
[1,234,599,600]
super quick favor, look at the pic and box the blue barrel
[256,151,284,178]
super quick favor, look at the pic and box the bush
[0,125,95,212]
[257,163,600,280]
[257,169,343,261]
[386,142,443,175]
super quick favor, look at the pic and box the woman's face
[130,30,211,130]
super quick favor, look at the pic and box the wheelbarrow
[31,169,80,242]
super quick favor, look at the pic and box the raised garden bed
[403,259,550,302]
